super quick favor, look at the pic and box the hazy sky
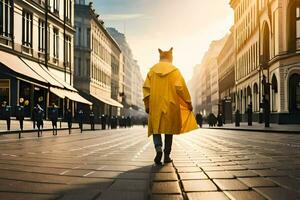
[92,0,233,81]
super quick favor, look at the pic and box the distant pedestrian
[235,109,241,127]
[32,105,38,129]
[50,103,58,135]
[89,110,95,131]
[66,109,72,134]
[2,101,11,131]
[101,114,106,130]
[78,109,84,133]
[16,98,25,131]
[217,113,223,127]
[36,104,44,137]
[196,112,203,128]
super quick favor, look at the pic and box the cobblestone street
[0,127,299,200]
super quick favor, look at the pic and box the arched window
[271,75,278,112]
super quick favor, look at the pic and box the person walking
[50,103,58,135]
[36,104,44,137]
[66,109,72,134]
[195,112,203,128]
[78,109,84,133]
[143,47,198,165]
[2,101,11,131]
[16,98,25,133]
[89,110,95,131]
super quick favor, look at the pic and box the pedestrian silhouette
[36,104,44,137]
[16,98,25,138]
[196,112,203,128]
[2,101,11,131]
[66,109,72,134]
[89,110,95,131]
[78,109,84,133]
[143,47,197,165]
[50,103,58,135]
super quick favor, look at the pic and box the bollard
[235,110,240,127]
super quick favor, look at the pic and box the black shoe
[154,151,163,165]
[164,154,173,163]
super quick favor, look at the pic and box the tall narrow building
[74,1,123,119]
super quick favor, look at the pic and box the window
[0,0,13,38]
[65,35,71,65]
[53,28,59,58]
[86,28,90,48]
[296,7,300,49]
[53,0,59,13]
[65,0,72,23]
[0,80,9,104]
[38,19,46,52]
[22,11,33,47]
[75,26,81,46]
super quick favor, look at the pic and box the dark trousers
[52,121,57,135]
[6,119,10,130]
[79,121,83,133]
[19,120,23,131]
[153,134,173,155]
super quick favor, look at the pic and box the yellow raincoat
[143,62,198,137]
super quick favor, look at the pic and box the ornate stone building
[230,0,300,123]
[74,1,123,118]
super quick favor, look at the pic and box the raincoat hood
[151,62,177,76]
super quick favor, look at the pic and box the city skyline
[92,0,233,80]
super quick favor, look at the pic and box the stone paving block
[224,191,265,200]
[152,173,178,181]
[254,187,300,200]
[0,192,59,200]
[88,171,121,178]
[182,180,217,192]
[98,191,146,200]
[176,166,202,172]
[118,172,150,180]
[152,166,176,173]
[206,171,234,179]
[222,165,247,171]
[151,181,181,194]
[179,172,208,180]
[213,179,249,191]
[238,177,277,187]
[187,191,229,200]
[151,194,184,200]
[108,180,148,191]
[227,170,258,178]
[201,166,225,171]
[268,177,300,191]
[58,187,103,200]
[252,169,289,177]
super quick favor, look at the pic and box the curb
[202,127,300,134]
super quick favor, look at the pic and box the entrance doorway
[289,73,300,113]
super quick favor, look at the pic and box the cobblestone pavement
[0,127,299,200]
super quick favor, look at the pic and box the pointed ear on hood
[169,47,173,52]
[158,48,163,54]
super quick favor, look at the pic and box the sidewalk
[0,120,104,134]
[203,122,300,134]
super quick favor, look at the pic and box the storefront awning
[50,87,92,105]
[20,58,65,89]
[91,94,123,108]
[0,50,46,84]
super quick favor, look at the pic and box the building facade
[217,31,235,122]
[0,0,91,119]
[189,37,227,117]
[230,0,300,123]
[74,1,123,119]
[107,28,145,119]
